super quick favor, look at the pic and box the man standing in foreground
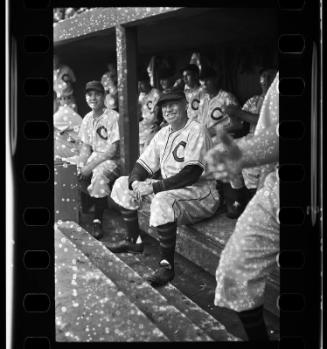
[77,81,120,239]
[107,90,220,287]
[205,73,279,341]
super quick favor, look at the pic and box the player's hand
[204,131,243,182]
[131,180,141,191]
[136,182,153,197]
[78,166,92,181]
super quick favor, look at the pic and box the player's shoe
[90,220,104,240]
[146,265,175,287]
[224,185,248,219]
[106,238,144,254]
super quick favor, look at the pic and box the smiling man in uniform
[107,89,220,287]
[77,81,120,239]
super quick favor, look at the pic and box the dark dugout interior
[54,7,278,117]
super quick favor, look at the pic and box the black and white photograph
[53,7,280,342]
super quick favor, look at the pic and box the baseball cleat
[106,238,144,254]
[146,265,175,287]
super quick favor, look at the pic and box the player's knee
[150,193,172,216]
[112,176,129,194]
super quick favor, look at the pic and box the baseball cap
[85,80,105,94]
[199,66,217,80]
[180,63,200,76]
[156,89,186,107]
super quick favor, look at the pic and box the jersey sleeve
[137,131,161,175]
[183,124,212,170]
[78,115,92,145]
[242,97,254,112]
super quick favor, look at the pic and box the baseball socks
[91,197,107,239]
[107,208,144,253]
[238,305,269,341]
[147,222,176,287]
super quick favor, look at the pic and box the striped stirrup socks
[156,222,177,269]
[121,208,139,243]
[94,197,108,221]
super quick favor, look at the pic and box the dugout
[54,7,278,174]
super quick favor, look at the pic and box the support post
[116,25,139,175]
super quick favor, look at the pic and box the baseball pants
[80,152,120,198]
[111,176,220,227]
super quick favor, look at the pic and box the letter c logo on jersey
[191,98,200,110]
[172,141,186,162]
[146,100,153,110]
[210,107,224,121]
[96,126,108,140]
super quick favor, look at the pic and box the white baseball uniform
[54,105,83,160]
[138,88,161,152]
[184,85,205,121]
[198,89,240,137]
[214,73,279,312]
[111,119,220,227]
[78,108,120,198]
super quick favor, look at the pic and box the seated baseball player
[138,72,161,153]
[180,64,205,121]
[221,67,278,218]
[77,81,120,239]
[107,89,220,287]
[198,66,243,140]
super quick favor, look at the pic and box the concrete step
[138,202,280,317]
[111,250,239,342]
[55,226,168,341]
[57,221,240,341]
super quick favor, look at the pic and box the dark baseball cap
[85,80,105,94]
[180,64,199,76]
[156,89,186,107]
[199,66,217,80]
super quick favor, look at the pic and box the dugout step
[138,199,280,318]
[55,226,168,341]
[57,221,240,341]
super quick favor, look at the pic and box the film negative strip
[6,0,323,348]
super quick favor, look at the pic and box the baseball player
[54,99,82,161]
[158,67,176,94]
[221,68,278,219]
[55,83,78,112]
[138,72,161,153]
[197,66,242,141]
[107,90,220,287]
[205,73,279,341]
[53,55,76,94]
[180,64,205,121]
[101,63,118,111]
[77,81,120,239]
